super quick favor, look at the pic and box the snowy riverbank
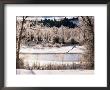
[16,69,94,74]
[20,45,86,53]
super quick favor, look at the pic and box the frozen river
[20,53,83,67]
[19,45,85,66]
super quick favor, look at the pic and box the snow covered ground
[17,45,89,74]
[20,45,86,53]
[16,69,94,75]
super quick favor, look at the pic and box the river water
[20,53,82,66]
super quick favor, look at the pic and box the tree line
[36,17,78,28]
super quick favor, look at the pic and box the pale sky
[17,16,77,21]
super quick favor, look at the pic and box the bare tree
[78,16,94,69]
[16,16,27,68]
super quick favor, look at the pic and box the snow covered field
[20,45,86,53]
[16,69,94,75]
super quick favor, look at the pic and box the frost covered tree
[78,16,94,69]
[16,16,28,68]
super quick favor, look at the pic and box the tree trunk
[16,16,25,68]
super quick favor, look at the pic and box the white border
[5,4,107,87]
